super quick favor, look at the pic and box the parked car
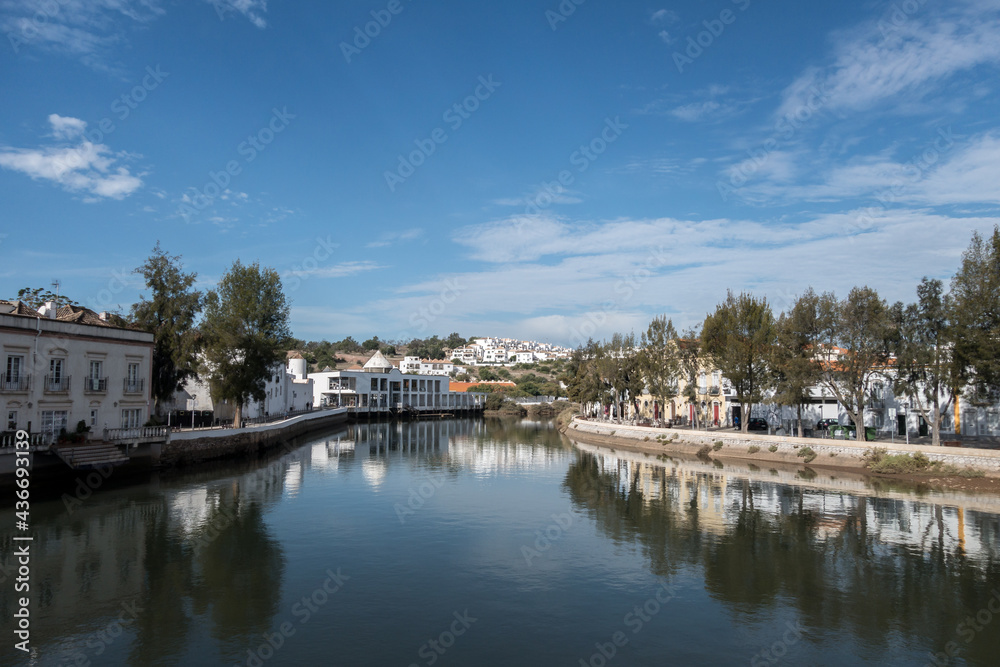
[816,418,839,430]
[747,418,768,431]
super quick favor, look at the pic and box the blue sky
[2,0,999,347]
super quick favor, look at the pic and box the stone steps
[55,443,130,469]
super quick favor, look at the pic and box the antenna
[51,279,61,305]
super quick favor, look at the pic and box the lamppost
[191,395,197,430]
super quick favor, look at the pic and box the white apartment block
[1,301,153,441]
[399,356,454,376]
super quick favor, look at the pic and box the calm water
[3,418,1000,666]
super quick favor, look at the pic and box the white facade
[310,355,483,412]
[1,302,153,440]
[399,356,454,376]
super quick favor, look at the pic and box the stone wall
[159,409,349,468]
[568,418,1000,475]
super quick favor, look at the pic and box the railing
[83,377,108,394]
[709,387,720,396]
[123,378,144,394]
[1,431,46,450]
[104,426,169,442]
[43,375,71,393]
[0,376,30,393]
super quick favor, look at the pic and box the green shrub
[643,436,650,441]
[768,445,778,453]
[697,445,712,457]
[797,447,817,463]
[748,445,760,454]
[713,441,724,451]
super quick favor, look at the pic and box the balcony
[84,377,108,394]
[43,375,71,393]
[0,376,30,393]
[123,378,145,394]
[709,386,720,396]
[698,386,708,396]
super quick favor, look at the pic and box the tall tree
[13,287,78,309]
[772,289,824,437]
[639,316,680,423]
[201,261,292,427]
[702,291,776,433]
[677,328,703,428]
[951,226,1000,405]
[131,244,203,416]
[811,287,895,442]
[892,278,962,448]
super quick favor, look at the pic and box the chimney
[99,311,109,321]
[39,301,58,319]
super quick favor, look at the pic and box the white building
[166,353,315,424]
[1,301,153,441]
[399,356,455,376]
[311,351,483,412]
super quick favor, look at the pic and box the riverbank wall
[156,408,351,467]
[567,418,1000,477]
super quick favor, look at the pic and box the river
[2,418,999,666]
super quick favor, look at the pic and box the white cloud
[365,228,424,248]
[651,9,679,24]
[777,5,1000,119]
[207,0,268,29]
[293,261,385,279]
[0,115,143,200]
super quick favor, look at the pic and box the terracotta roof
[449,381,516,393]
[0,300,41,317]
[287,350,305,360]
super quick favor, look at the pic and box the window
[6,355,22,382]
[41,410,68,439]
[90,409,98,427]
[127,363,139,384]
[50,358,63,381]
[371,378,379,391]
[89,360,102,380]
[121,409,142,429]
[7,410,16,431]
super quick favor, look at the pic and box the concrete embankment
[157,408,350,467]
[567,418,1000,477]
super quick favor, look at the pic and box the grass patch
[796,447,817,463]
[768,445,778,453]
[713,441,724,451]
[643,436,650,441]
[748,445,760,454]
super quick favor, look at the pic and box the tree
[951,226,1000,404]
[638,316,680,422]
[14,287,78,309]
[201,261,292,427]
[362,336,381,351]
[702,291,776,433]
[772,289,824,437]
[812,287,895,442]
[677,328,702,428]
[131,244,203,416]
[893,278,962,448]
[445,332,467,349]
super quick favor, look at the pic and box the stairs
[54,442,130,470]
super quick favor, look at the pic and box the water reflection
[564,444,1000,664]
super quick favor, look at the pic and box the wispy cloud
[0,114,143,200]
[777,4,1000,119]
[294,261,385,278]
[207,0,268,29]
[365,228,424,248]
